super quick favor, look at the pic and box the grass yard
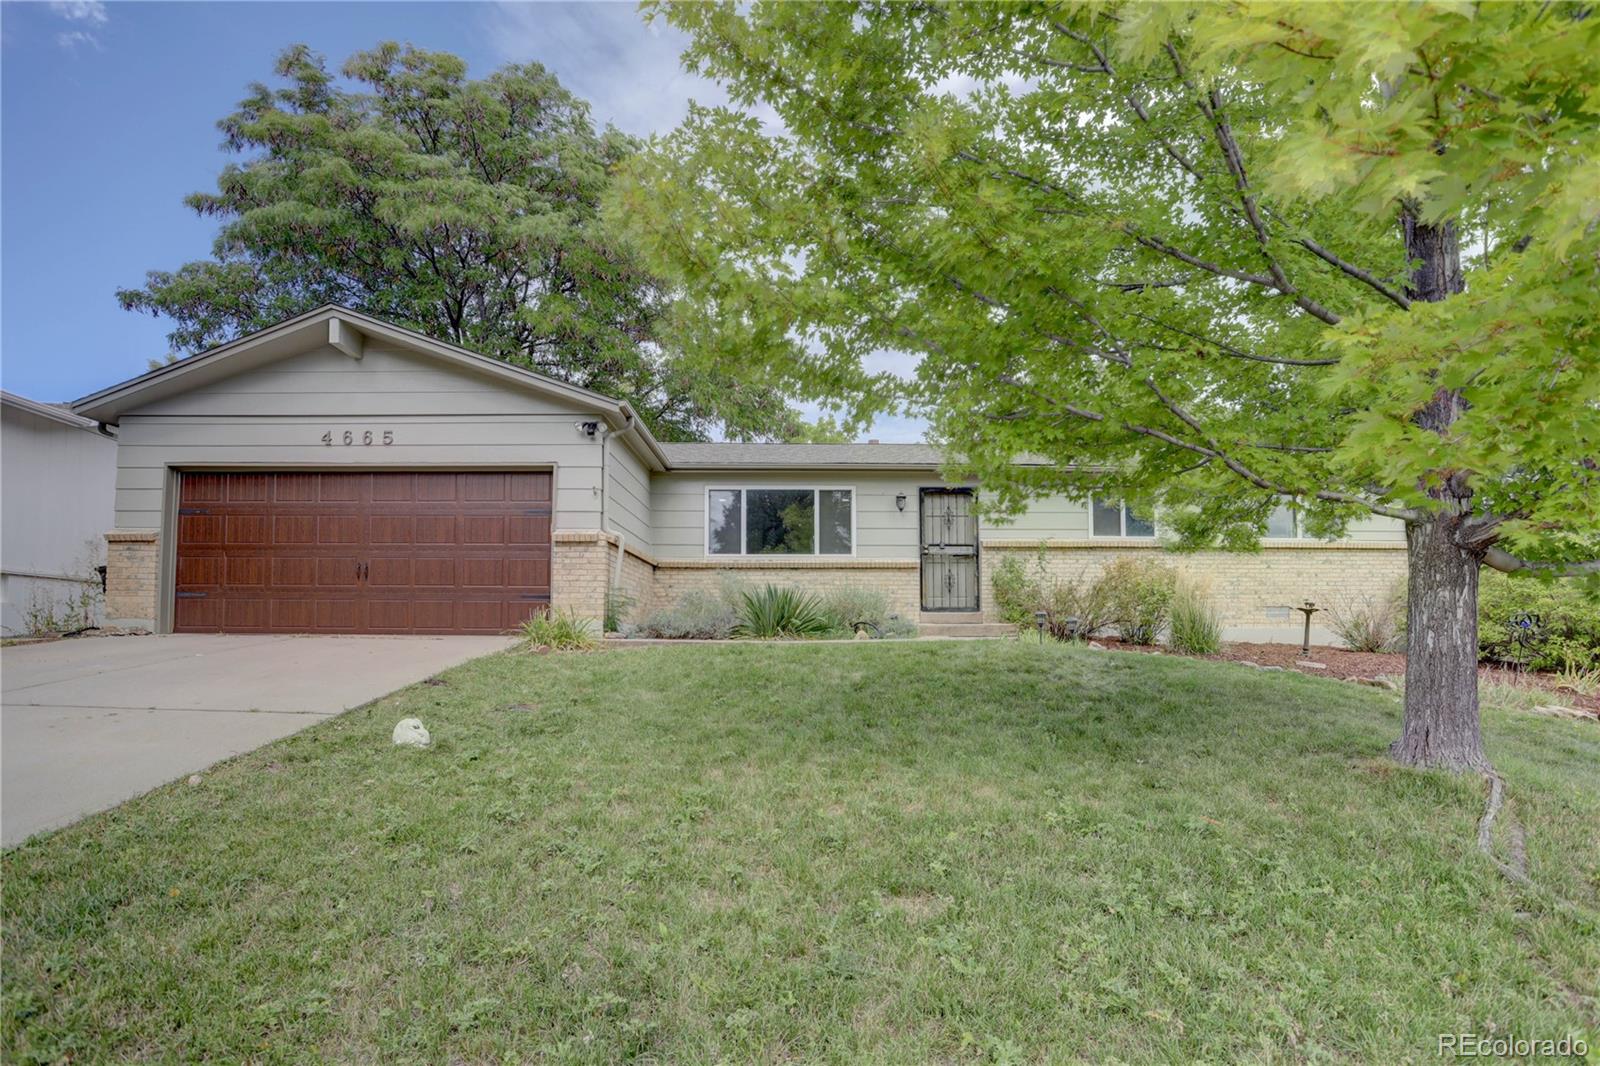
[3,643,1597,1063]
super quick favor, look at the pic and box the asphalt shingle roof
[658,442,946,468]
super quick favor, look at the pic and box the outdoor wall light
[895,493,907,511]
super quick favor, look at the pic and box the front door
[920,488,979,611]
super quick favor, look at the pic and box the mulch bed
[1091,638,1599,717]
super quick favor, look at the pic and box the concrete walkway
[1,633,514,846]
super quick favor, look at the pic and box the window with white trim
[1265,504,1299,539]
[1091,498,1155,538]
[707,488,854,556]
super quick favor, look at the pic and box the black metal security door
[920,488,979,611]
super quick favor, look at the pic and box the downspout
[606,410,650,590]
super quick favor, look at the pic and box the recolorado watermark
[1438,1032,1588,1058]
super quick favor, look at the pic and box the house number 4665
[321,430,394,446]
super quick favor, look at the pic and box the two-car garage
[173,471,552,635]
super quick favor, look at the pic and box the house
[1,390,118,635]
[71,306,1406,639]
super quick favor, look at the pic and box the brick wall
[104,529,159,629]
[551,532,611,625]
[650,559,920,620]
[980,539,1408,632]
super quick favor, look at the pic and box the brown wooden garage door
[174,471,552,634]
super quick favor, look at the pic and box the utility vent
[867,439,880,444]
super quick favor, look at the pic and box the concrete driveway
[1,634,515,846]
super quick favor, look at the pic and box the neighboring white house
[1,390,118,635]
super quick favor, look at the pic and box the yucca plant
[519,609,598,651]
[733,585,832,639]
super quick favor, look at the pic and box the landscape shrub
[734,584,832,639]
[1098,557,1177,644]
[1476,571,1600,671]
[519,609,597,651]
[991,550,1113,641]
[1325,584,1404,652]
[604,585,636,633]
[629,590,739,640]
[816,585,915,638]
[1168,579,1223,655]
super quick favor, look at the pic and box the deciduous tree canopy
[120,43,805,441]
[616,1,1600,768]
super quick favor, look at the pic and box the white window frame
[1089,497,1157,539]
[704,485,858,558]
[1264,503,1301,540]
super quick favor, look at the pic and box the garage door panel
[271,556,317,587]
[224,514,268,547]
[315,600,362,630]
[461,558,503,588]
[316,558,361,589]
[226,475,270,502]
[415,516,457,544]
[369,516,414,544]
[182,474,225,503]
[275,475,317,502]
[224,598,270,630]
[225,557,266,587]
[506,558,551,589]
[273,515,316,545]
[175,594,222,629]
[180,514,223,546]
[462,516,506,544]
[175,471,552,635]
[416,474,458,502]
[177,555,222,587]
[318,475,363,502]
[413,558,457,587]
[368,558,413,586]
[508,473,552,503]
[371,474,415,502]
[508,515,551,544]
[269,598,316,630]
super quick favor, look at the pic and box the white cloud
[49,0,107,51]
[49,1,107,24]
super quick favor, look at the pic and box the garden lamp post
[1034,611,1048,645]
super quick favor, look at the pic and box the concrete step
[915,614,1011,640]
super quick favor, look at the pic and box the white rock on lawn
[392,718,431,747]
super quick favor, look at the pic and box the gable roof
[68,305,1038,475]
[69,304,671,470]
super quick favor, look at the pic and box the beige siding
[605,434,653,556]
[650,471,937,560]
[650,479,1405,563]
[109,342,612,532]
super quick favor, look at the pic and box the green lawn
[4,643,1597,1063]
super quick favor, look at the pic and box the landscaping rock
[1295,661,1327,670]
[1530,704,1589,721]
[1088,641,1108,650]
[1260,665,1284,672]
[392,718,431,747]
[1237,660,1260,669]
[187,774,203,786]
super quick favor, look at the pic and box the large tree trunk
[1392,211,1488,770]
[1393,515,1490,770]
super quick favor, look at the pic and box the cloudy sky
[0,1,924,439]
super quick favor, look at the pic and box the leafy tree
[616,2,1600,769]
[119,42,805,441]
